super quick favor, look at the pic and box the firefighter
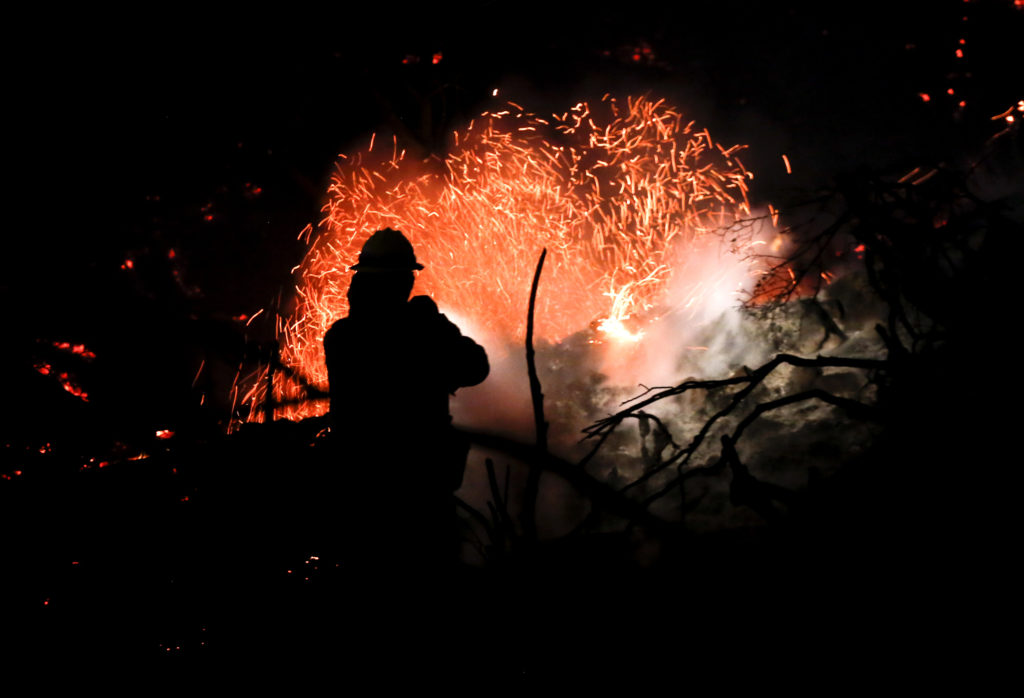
[323,228,489,573]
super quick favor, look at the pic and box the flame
[244,96,764,423]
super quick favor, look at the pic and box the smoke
[448,206,889,549]
[450,206,779,430]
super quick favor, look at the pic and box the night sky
[3,0,1022,675]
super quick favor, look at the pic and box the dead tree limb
[642,387,881,507]
[580,354,886,496]
[521,248,548,543]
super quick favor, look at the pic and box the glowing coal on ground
[242,95,769,424]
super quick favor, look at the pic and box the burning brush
[243,95,765,423]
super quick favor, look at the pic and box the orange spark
[192,359,206,387]
[991,104,1018,120]
[245,96,764,423]
[912,168,938,185]
[898,166,921,183]
[245,308,265,327]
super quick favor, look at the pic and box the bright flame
[245,96,765,423]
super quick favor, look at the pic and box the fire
[244,96,761,423]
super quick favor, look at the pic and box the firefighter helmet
[350,228,424,272]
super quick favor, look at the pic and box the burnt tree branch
[580,353,886,497]
[520,248,549,543]
[642,387,882,507]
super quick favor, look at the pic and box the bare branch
[580,354,885,491]
[641,387,881,507]
[521,248,549,543]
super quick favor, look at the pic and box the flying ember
[245,95,760,423]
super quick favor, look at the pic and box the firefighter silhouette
[324,228,489,572]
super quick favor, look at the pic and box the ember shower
[242,96,769,423]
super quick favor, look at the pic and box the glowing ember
[245,96,760,422]
[35,361,89,402]
[52,341,96,360]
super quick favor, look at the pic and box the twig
[581,354,885,488]
[486,458,513,549]
[460,428,668,531]
[641,387,881,506]
[455,495,492,534]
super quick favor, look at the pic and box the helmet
[350,228,424,272]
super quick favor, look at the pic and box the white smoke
[447,227,889,553]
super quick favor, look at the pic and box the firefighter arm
[408,296,489,391]
[450,334,489,391]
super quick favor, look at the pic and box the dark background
[3,0,1022,676]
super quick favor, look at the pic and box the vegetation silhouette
[3,157,1019,681]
